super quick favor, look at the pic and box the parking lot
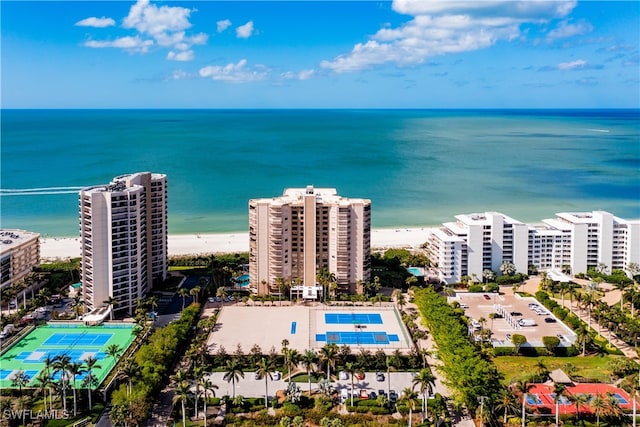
[202,371,417,402]
[450,292,576,347]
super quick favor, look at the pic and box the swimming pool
[235,274,250,287]
[407,267,424,277]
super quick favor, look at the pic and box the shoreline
[39,227,435,260]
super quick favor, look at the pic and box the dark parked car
[483,294,491,300]
[510,311,522,316]
[388,390,398,402]
[544,317,557,323]
[378,389,386,397]
[376,372,385,382]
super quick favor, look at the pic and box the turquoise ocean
[1,109,638,237]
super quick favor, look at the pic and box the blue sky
[2,0,639,108]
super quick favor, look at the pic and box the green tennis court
[0,323,136,389]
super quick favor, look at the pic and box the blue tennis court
[44,332,113,346]
[14,349,105,364]
[324,313,383,325]
[0,369,39,381]
[316,331,399,345]
[526,394,543,405]
[612,393,628,404]
[548,394,571,405]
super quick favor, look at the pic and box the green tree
[118,359,139,396]
[10,370,30,425]
[173,380,190,426]
[344,362,363,408]
[103,296,118,320]
[494,387,518,425]
[68,361,86,416]
[319,343,339,379]
[542,336,561,354]
[412,368,436,423]
[569,393,591,423]
[223,358,244,399]
[255,357,276,408]
[178,287,190,310]
[199,376,218,427]
[190,286,201,304]
[34,368,54,413]
[106,344,122,370]
[552,382,567,427]
[400,387,420,427]
[301,349,317,395]
[52,353,72,413]
[511,334,527,355]
[591,394,607,426]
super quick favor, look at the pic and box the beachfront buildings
[428,210,640,284]
[0,229,40,292]
[79,172,167,316]
[249,186,371,299]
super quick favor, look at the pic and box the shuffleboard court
[0,323,136,389]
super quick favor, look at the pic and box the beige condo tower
[249,186,371,300]
[79,172,167,317]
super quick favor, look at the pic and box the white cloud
[84,36,154,53]
[281,69,316,80]
[75,17,115,28]
[166,69,189,80]
[167,50,194,61]
[81,0,205,61]
[546,19,593,42]
[236,21,254,39]
[557,59,587,70]
[199,59,268,83]
[321,0,579,73]
[217,19,232,33]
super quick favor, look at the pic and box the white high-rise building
[429,210,639,284]
[79,172,167,316]
[0,229,40,292]
[249,186,371,299]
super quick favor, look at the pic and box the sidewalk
[406,299,476,427]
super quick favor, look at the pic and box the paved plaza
[206,304,413,355]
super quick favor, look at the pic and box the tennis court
[0,323,136,389]
[526,383,634,415]
[316,331,400,345]
[324,313,383,325]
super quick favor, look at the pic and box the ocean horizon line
[2,107,639,112]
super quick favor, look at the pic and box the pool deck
[206,304,413,355]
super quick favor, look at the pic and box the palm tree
[412,368,436,422]
[400,387,420,427]
[591,394,607,426]
[512,380,534,427]
[494,387,518,424]
[103,296,118,320]
[118,359,139,396]
[283,348,301,383]
[173,380,190,426]
[552,382,567,427]
[83,356,102,411]
[569,392,591,423]
[81,371,99,411]
[178,287,190,310]
[344,362,363,408]
[575,323,591,356]
[52,353,72,413]
[190,286,201,304]
[106,344,122,370]
[223,358,244,399]
[68,361,86,416]
[34,368,53,413]
[191,365,206,419]
[199,376,218,426]
[255,357,276,408]
[319,343,339,379]
[11,370,30,425]
[604,391,623,421]
[301,349,317,395]
[386,356,397,397]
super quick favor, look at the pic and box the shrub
[485,283,499,293]
[468,284,484,293]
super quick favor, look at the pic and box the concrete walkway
[406,299,476,427]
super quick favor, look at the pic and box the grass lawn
[494,354,624,384]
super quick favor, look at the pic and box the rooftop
[0,229,40,254]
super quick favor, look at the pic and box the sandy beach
[39,227,434,260]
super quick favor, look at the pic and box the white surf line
[0,186,85,196]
